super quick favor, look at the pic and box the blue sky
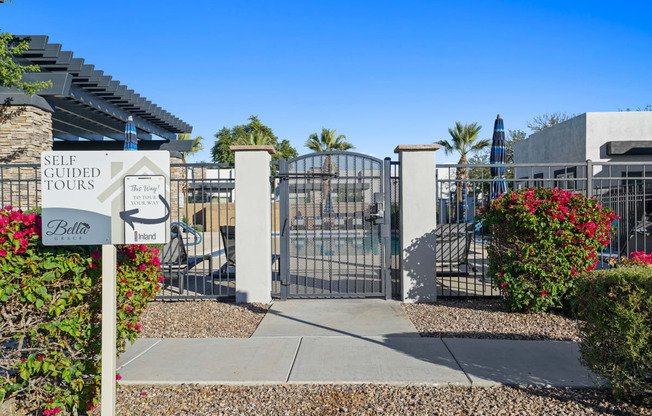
[2,0,651,163]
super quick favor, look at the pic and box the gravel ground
[137,300,269,338]
[115,384,651,416]
[404,299,582,342]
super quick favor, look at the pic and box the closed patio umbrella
[489,114,508,203]
[324,191,334,214]
[124,115,138,151]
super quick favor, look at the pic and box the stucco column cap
[230,145,276,154]
[394,144,440,153]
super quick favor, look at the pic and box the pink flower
[140,392,147,396]
[125,306,133,311]
[0,250,6,257]
[140,245,148,252]
[135,324,141,330]
[152,248,159,255]
[126,292,133,297]
[139,264,147,271]
[116,374,122,380]
[501,282,508,287]
[21,358,26,362]
[121,279,127,283]
[38,355,44,361]
[91,250,101,259]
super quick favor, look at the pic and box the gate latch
[368,192,385,224]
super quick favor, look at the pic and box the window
[554,167,577,190]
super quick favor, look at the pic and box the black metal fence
[3,160,652,301]
[436,161,652,298]
[159,162,236,299]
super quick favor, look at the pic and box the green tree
[506,128,527,164]
[0,32,51,95]
[238,131,272,146]
[177,133,204,163]
[436,121,489,206]
[211,115,298,163]
[436,121,489,180]
[527,112,575,132]
[305,128,355,152]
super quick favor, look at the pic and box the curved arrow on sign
[120,194,170,230]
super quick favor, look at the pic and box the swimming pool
[290,234,399,257]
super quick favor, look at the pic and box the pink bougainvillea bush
[609,250,652,268]
[0,206,162,415]
[479,188,618,313]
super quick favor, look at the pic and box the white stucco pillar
[395,145,439,303]
[231,145,275,304]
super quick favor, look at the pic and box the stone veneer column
[169,155,186,223]
[0,104,53,210]
[231,145,275,304]
[395,145,440,303]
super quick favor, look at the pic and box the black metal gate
[277,152,391,299]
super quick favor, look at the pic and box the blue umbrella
[460,180,468,220]
[124,115,138,151]
[324,191,334,214]
[489,114,508,203]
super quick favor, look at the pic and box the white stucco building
[514,111,652,186]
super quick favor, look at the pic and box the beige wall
[187,201,282,232]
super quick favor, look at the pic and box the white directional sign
[41,151,170,245]
[123,175,168,244]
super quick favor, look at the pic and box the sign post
[40,151,170,416]
[101,244,117,416]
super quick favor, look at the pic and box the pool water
[291,234,399,257]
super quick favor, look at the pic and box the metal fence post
[586,160,593,198]
[383,157,392,300]
[278,159,290,300]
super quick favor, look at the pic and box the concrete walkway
[117,300,597,387]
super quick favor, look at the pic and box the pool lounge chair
[293,215,306,230]
[436,222,477,275]
[160,226,213,293]
[352,212,364,229]
[217,225,280,278]
[333,214,347,229]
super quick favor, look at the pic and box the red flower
[139,264,147,271]
[127,292,133,297]
[116,374,122,380]
[91,250,101,259]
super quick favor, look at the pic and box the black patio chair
[160,225,213,293]
[218,225,280,278]
[435,222,477,276]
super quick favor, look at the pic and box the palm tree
[238,131,272,146]
[305,128,354,152]
[305,128,354,217]
[177,133,205,163]
[436,121,490,203]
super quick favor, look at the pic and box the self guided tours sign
[40,149,170,416]
[41,151,170,245]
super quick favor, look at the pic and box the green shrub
[193,224,204,232]
[576,268,652,399]
[0,206,162,415]
[479,187,617,312]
